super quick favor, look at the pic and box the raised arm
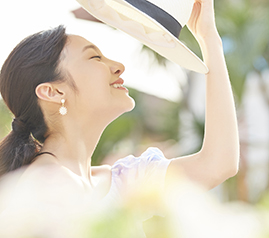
[166,0,240,190]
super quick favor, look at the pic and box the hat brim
[76,0,209,74]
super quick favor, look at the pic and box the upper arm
[166,151,236,190]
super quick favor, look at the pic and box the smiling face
[59,35,135,125]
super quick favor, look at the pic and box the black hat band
[124,0,182,38]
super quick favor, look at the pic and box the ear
[35,83,65,103]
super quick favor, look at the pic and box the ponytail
[0,130,39,176]
[0,25,68,176]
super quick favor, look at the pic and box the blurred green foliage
[0,99,12,139]
[216,0,269,103]
[82,208,140,238]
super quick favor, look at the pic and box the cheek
[72,60,110,82]
[76,65,112,108]
[76,63,110,93]
[89,64,110,82]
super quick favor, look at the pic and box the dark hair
[0,25,69,176]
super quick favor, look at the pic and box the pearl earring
[59,99,67,115]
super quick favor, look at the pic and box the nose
[110,60,125,76]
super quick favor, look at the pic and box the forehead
[60,35,100,64]
[60,35,101,68]
[67,35,93,47]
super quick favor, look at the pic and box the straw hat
[76,0,209,74]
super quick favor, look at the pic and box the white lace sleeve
[110,147,171,219]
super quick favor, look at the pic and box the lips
[110,78,124,86]
[110,78,128,92]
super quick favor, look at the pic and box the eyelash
[91,56,101,60]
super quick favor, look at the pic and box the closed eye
[90,56,101,60]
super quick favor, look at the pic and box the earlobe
[35,83,64,103]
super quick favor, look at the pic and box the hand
[187,0,219,43]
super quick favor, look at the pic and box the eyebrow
[82,44,99,53]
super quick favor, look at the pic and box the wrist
[197,30,222,49]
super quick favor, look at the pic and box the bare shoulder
[0,161,90,236]
[0,167,28,212]
[21,159,87,194]
[1,158,86,209]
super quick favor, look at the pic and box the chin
[107,96,135,122]
[116,96,135,116]
[125,96,135,112]
[125,97,135,112]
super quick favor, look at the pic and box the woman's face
[59,35,135,124]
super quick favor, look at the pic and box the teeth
[112,84,123,88]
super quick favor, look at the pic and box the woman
[0,0,239,236]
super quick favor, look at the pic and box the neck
[41,117,107,183]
